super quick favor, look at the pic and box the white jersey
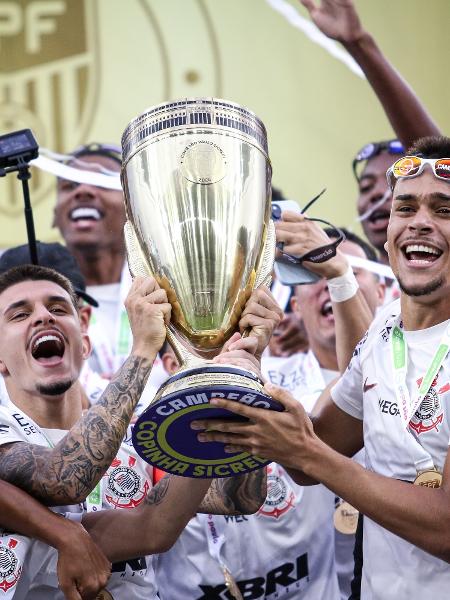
[155,353,341,600]
[0,404,158,600]
[332,299,450,599]
[87,263,168,415]
[155,463,339,600]
[263,350,358,600]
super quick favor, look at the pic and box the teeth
[405,244,440,255]
[33,334,61,352]
[70,207,101,221]
[322,300,333,316]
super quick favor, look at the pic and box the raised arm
[0,277,171,505]
[276,212,372,371]
[0,479,111,600]
[81,475,211,562]
[300,0,441,148]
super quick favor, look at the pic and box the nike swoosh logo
[363,378,377,393]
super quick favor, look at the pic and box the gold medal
[334,500,359,535]
[95,591,113,600]
[222,566,243,600]
[413,469,442,488]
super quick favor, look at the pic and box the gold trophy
[123,98,281,478]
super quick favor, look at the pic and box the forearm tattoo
[0,355,152,506]
[144,475,171,506]
[199,468,267,515]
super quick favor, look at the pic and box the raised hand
[125,276,171,360]
[275,211,349,279]
[239,287,283,359]
[300,0,365,44]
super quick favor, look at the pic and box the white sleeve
[330,339,365,421]
[0,407,29,446]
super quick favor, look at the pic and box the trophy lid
[121,97,268,165]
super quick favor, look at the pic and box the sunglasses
[386,156,450,190]
[352,140,404,181]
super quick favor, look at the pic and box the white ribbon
[266,0,365,79]
[344,254,395,280]
[30,155,122,191]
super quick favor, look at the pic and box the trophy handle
[254,218,276,289]
[124,220,200,368]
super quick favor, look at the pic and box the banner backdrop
[1,0,449,248]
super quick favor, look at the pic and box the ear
[78,305,92,333]
[81,333,92,360]
[290,293,302,319]
[383,241,389,253]
[162,352,179,375]
[0,359,9,377]
[376,281,386,307]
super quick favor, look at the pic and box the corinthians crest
[0,538,22,593]
[105,455,150,509]
[410,375,449,435]
[258,464,296,519]
[0,0,99,215]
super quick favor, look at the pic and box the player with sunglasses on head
[300,0,440,270]
[194,135,450,599]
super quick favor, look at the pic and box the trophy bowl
[122,98,282,478]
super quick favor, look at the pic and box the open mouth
[402,243,443,266]
[320,300,333,318]
[69,207,102,222]
[368,209,390,228]
[31,333,65,364]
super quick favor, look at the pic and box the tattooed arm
[198,468,267,515]
[81,475,211,561]
[0,277,171,506]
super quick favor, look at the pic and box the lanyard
[203,514,243,600]
[391,319,450,429]
[89,264,133,377]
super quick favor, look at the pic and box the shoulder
[359,299,401,360]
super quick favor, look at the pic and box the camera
[0,129,38,170]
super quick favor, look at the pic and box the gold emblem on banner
[413,469,442,488]
[334,500,359,535]
[0,0,99,215]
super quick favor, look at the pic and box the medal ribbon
[89,264,133,377]
[390,321,450,430]
[203,514,243,600]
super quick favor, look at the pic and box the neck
[400,293,450,330]
[5,379,83,429]
[310,343,338,372]
[70,246,125,286]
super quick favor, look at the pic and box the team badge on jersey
[105,455,149,509]
[258,465,295,519]
[0,538,22,593]
[410,376,448,435]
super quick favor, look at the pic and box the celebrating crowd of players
[0,1,449,598]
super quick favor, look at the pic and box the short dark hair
[0,265,79,310]
[271,186,286,201]
[0,242,98,307]
[407,135,450,159]
[324,227,378,263]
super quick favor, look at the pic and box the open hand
[191,383,317,471]
[300,0,365,45]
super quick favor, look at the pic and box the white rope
[266,0,365,79]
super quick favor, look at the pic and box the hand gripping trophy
[122,98,282,478]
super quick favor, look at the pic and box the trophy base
[132,365,283,478]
